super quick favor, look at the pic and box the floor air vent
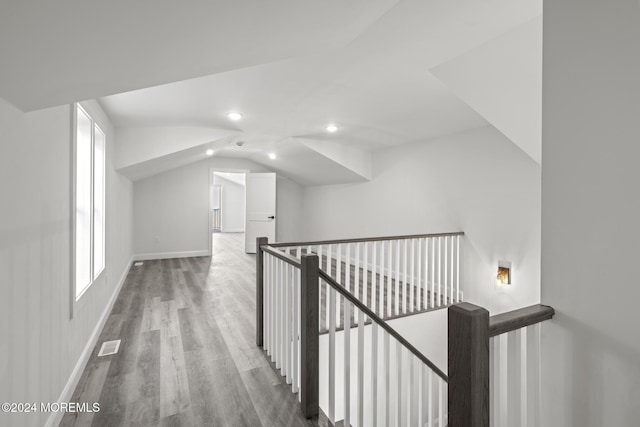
[98,340,121,357]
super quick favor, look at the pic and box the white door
[245,172,276,253]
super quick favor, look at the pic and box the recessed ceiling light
[227,112,243,121]
[268,153,277,160]
[326,124,338,133]
[206,149,214,156]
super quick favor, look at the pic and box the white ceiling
[0,0,397,111]
[432,16,542,164]
[0,0,542,185]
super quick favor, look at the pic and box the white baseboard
[220,228,245,233]
[133,249,211,261]
[45,255,134,427]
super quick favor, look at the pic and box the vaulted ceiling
[0,0,542,185]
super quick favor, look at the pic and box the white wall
[541,1,640,425]
[275,175,304,244]
[0,98,133,427]
[134,158,303,257]
[213,173,246,232]
[303,126,540,314]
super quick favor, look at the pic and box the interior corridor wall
[134,158,303,257]
[302,126,540,314]
[0,98,134,427]
[541,1,640,425]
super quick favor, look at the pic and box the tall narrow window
[93,125,105,278]
[75,104,106,299]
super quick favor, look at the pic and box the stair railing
[317,268,449,426]
[256,234,555,427]
[448,303,555,427]
[257,236,451,426]
[270,232,464,329]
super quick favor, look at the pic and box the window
[75,104,106,299]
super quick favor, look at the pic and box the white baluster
[384,331,390,427]
[444,237,448,307]
[508,329,522,426]
[419,364,426,427]
[397,343,402,427]
[271,255,276,357]
[395,239,401,315]
[371,241,377,315]
[431,239,436,309]
[417,238,423,310]
[494,334,508,427]
[337,244,342,328]
[317,245,323,332]
[284,262,290,383]
[387,240,393,317]
[264,253,269,354]
[274,258,279,367]
[410,238,415,312]
[526,324,541,427]
[278,259,284,369]
[362,242,368,313]
[410,356,418,427]
[289,260,294,384]
[329,283,336,422]
[377,241,384,316]
[427,369,433,427]
[424,238,429,309]
[456,235,461,302]
[450,237,454,304]
[438,378,443,427]
[371,322,379,427]
[357,309,364,427]
[326,245,332,333]
[490,336,496,427]
[344,298,351,427]
[345,243,352,326]
[437,237,442,307]
[402,239,408,314]
[355,243,361,316]
[293,266,299,393]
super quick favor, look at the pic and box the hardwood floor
[61,233,315,427]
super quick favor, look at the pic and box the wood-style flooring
[61,233,316,427]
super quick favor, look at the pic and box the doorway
[211,172,246,234]
[209,170,277,255]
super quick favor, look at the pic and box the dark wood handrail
[261,245,302,268]
[318,269,448,382]
[268,231,465,249]
[489,304,555,337]
[448,302,555,425]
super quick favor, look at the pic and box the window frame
[71,103,106,316]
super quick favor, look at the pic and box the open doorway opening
[211,172,246,234]
[209,170,276,255]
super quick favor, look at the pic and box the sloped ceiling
[0,0,398,111]
[0,0,543,186]
[431,17,542,164]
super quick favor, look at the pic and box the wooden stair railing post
[448,302,490,427]
[300,253,319,418]
[256,236,268,347]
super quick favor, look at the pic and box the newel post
[300,253,319,418]
[448,302,490,427]
[256,236,268,347]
